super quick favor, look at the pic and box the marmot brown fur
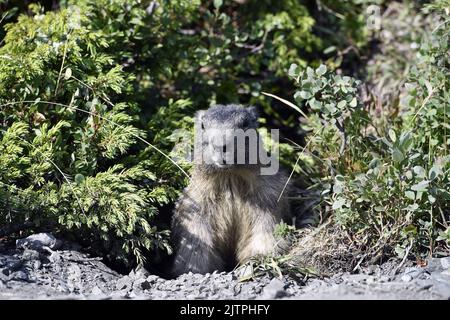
[171,104,289,276]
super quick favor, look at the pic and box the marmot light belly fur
[171,104,289,276]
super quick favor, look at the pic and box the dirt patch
[1,233,449,300]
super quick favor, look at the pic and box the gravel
[1,233,449,300]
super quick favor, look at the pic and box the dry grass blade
[277,131,319,202]
[261,91,309,120]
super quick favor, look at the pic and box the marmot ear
[195,110,206,122]
[195,110,206,130]
[248,106,259,122]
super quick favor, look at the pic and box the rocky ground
[0,233,449,300]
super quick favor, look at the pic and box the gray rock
[417,282,433,291]
[440,257,450,270]
[401,274,413,282]
[223,274,234,282]
[110,289,129,299]
[91,286,103,295]
[31,260,42,270]
[366,276,376,284]
[431,272,450,284]
[429,282,450,299]
[141,280,152,290]
[1,240,450,300]
[425,258,443,272]
[1,257,23,276]
[236,264,253,279]
[130,267,151,279]
[16,233,61,252]
[260,278,287,299]
[21,249,41,261]
[233,283,242,295]
[402,267,428,281]
[133,278,154,291]
[365,265,380,275]
[11,270,29,282]
[342,273,369,283]
[220,289,235,298]
[379,275,392,283]
[116,276,133,291]
[146,275,160,283]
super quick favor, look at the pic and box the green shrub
[2,0,432,272]
[0,1,201,266]
[284,1,449,263]
[0,0,368,268]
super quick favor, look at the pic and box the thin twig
[54,40,69,97]
[411,86,439,122]
[70,75,114,108]
[335,120,346,156]
[393,239,414,275]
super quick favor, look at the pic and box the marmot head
[194,104,262,172]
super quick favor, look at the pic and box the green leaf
[409,153,421,161]
[332,199,346,210]
[405,191,415,200]
[306,67,315,78]
[316,64,327,76]
[337,100,347,109]
[399,132,413,151]
[323,46,336,54]
[309,98,322,110]
[388,129,396,142]
[405,203,419,212]
[411,180,429,192]
[288,64,299,77]
[428,165,441,180]
[64,67,72,80]
[413,166,426,178]
[299,91,312,99]
[213,0,223,9]
[392,148,404,163]
[405,170,413,180]
[369,158,380,169]
[74,174,85,184]
[324,103,337,114]
[428,194,436,203]
[402,224,418,236]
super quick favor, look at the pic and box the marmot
[171,104,289,276]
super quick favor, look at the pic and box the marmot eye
[201,122,205,130]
